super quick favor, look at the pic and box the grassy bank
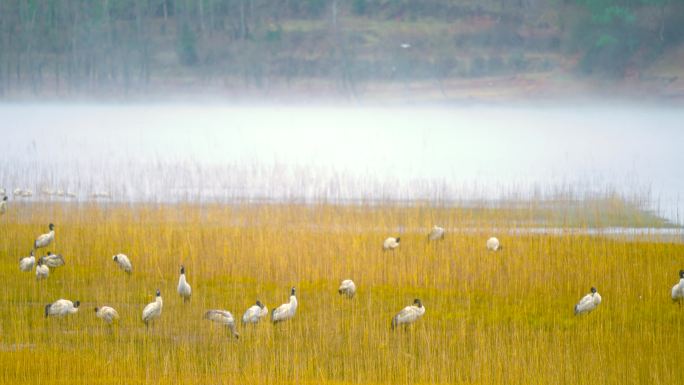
[0,202,682,384]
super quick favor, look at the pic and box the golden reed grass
[0,201,682,384]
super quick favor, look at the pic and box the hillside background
[2,0,684,101]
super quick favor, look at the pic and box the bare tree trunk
[240,0,247,39]
[198,0,205,32]
[331,0,338,31]
[208,0,214,33]
[659,2,667,42]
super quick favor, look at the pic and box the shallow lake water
[0,102,682,224]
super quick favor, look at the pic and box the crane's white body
[177,267,192,302]
[34,227,55,250]
[272,289,298,323]
[96,306,120,324]
[338,279,356,298]
[205,310,240,338]
[428,226,445,240]
[242,302,268,324]
[41,253,64,268]
[672,275,684,302]
[392,301,425,329]
[383,237,400,250]
[574,290,602,315]
[142,292,163,326]
[113,254,132,273]
[36,262,49,280]
[19,252,35,272]
[486,237,500,251]
[46,299,79,318]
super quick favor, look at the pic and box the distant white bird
[177,265,192,302]
[35,259,49,280]
[91,191,111,199]
[242,300,268,324]
[574,287,602,315]
[383,236,401,250]
[428,225,445,240]
[19,251,36,272]
[45,299,80,318]
[95,306,120,324]
[0,188,5,196]
[671,270,684,304]
[400,43,411,49]
[65,191,77,198]
[142,289,163,327]
[272,287,298,324]
[112,254,132,274]
[40,252,65,268]
[391,298,425,330]
[13,188,22,196]
[0,196,7,214]
[486,237,501,251]
[204,310,240,338]
[338,279,356,298]
[19,189,33,197]
[34,223,55,250]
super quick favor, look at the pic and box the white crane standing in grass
[177,265,192,302]
[672,270,684,304]
[204,310,240,339]
[242,300,268,324]
[34,223,55,251]
[112,254,132,274]
[574,287,602,315]
[19,251,35,272]
[428,225,445,240]
[142,289,163,328]
[272,287,298,324]
[35,259,49,280]
[40,252,65,268]
[383,236,400,250]
[0,196,7,215]
[391,298,425,330]
[45,299,80,318]
[486,237,501,251]
[338,279,356,298]
[95,306,120,324]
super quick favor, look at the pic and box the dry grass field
[0,201,682,385]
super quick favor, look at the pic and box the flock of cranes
[0,188,110,199]
[8,211,684,339]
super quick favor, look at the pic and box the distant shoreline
[1,73,683,105]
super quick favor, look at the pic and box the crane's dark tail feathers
[44,304,51,318]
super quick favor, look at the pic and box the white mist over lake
[0,103,682,223]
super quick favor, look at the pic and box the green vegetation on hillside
[0,0,683,97]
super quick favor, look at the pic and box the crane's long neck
[156,296,163,306]
[179,274,187,284]
[48,231,54,239]
[289,295,297,309]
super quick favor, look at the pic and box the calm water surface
[0,103,681,223]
